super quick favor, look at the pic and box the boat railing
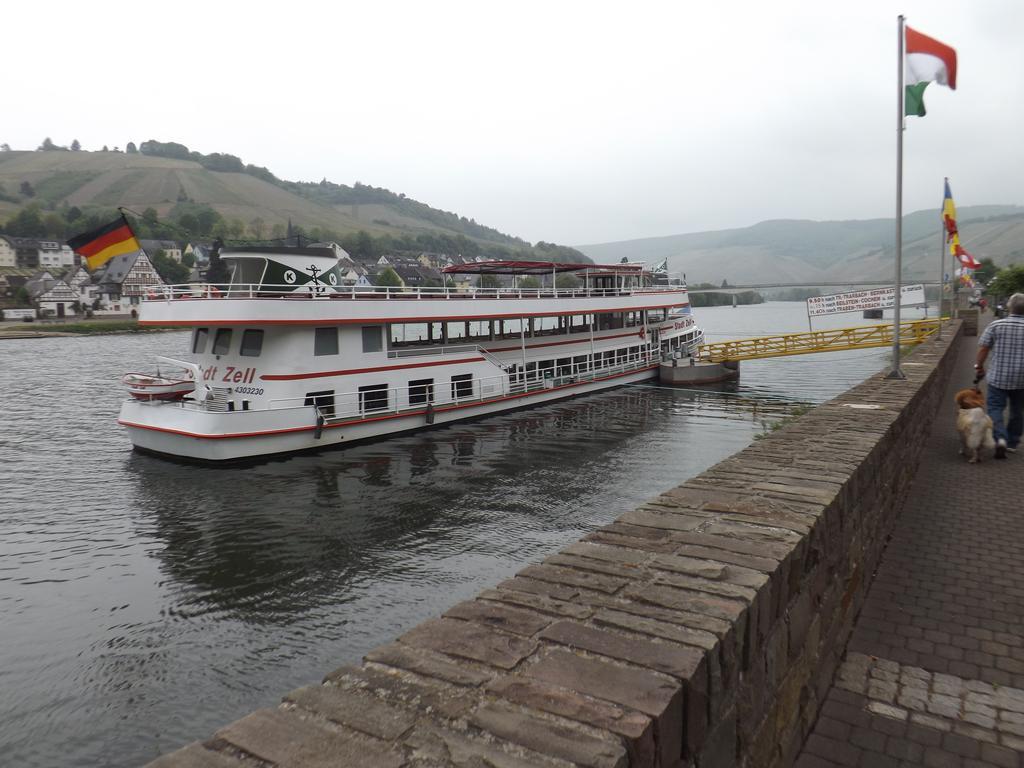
[143,283,686,303]
[387,343,508,370]
[386,343,481,359]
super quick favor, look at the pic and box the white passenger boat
[118,247,703,461]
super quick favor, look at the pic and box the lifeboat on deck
[122,373,196,401]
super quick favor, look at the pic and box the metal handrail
[696,318,941,363]
[143,283,687,303]
[387,343,507,370]
[386,343,480,359]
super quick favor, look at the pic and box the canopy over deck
[442,260,645,275]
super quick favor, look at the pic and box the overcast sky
[6,1,1023,246]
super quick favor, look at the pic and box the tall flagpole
[938,178,948,338]
[887,15,907,379]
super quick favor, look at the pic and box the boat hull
[119,365,658,462]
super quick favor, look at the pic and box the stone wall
[958,308,979,336]
[150,324,963,768]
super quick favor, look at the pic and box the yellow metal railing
[696,318,942,363]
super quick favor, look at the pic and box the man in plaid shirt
[976,292,1024,458]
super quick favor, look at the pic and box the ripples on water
[0,303,925,766]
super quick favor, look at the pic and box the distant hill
[0,146,580,259]
[577,206,1024,284]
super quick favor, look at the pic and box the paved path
[796,325,1024,767]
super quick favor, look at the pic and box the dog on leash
[955,387,994,463]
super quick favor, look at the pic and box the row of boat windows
[305,375,469,416]
[390,310,669,346]
[508,346,648,380]
[674,330,701,346]
[191,326,383,357]
[191,310,677,358]
[193,328,264,357]
[304,346,651,417]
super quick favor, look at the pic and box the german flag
[68,215,141,271]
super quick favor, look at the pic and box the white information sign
[806,284,925,317]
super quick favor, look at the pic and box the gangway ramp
[696,318,941,363]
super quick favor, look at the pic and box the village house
[184,242,213,265]
[12,239,40,269]
[9,238,76,269]
[93,251,165,313]
[1,273,29,299]
[60,266,105,311]
[25,270,80,318]
[38,241,76,269]
[63,266,92,291]
[415,252,451,270]
[0,235,16,267]
[393,264,444,288]
[140,239,183,262]
[339,257,367,285]
[367,265,405,288]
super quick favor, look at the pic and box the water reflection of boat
[118,248,703,461]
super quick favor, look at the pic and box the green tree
[142,207,159,228]
[140,140,191,160]
[374,268,403,288]
[19,180,34,197]
[71,139,81,151]
[150,250,190,283]
[228,219,245,238]
[352,230,375,259]
[178,213,199,235]
[126,142,138,153]
[478,274,501,289]
[211,220,230,239]
[38,137,58,151]
[518,276,541,289]
[196,207,221,236]
[249,216,265,239]
[205,239,230,285]
[182,251,196,268]
[42,212,65,238]
[66,206,82,223]
[0,143,10,152]
[4,205,45,236]
[14,286,31,306]
[988,265,1024,301]
[974,257,998,287]
[271,223,286,239]
[555,273,581,289]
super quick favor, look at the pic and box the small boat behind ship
[118,246,704,461]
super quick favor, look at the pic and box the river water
[0,302,926,767]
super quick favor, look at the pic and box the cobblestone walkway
[797,326,1024,768]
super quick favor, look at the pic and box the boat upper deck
[139,253,690,326]
[139,283,691,326]
[144,281,686,301]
